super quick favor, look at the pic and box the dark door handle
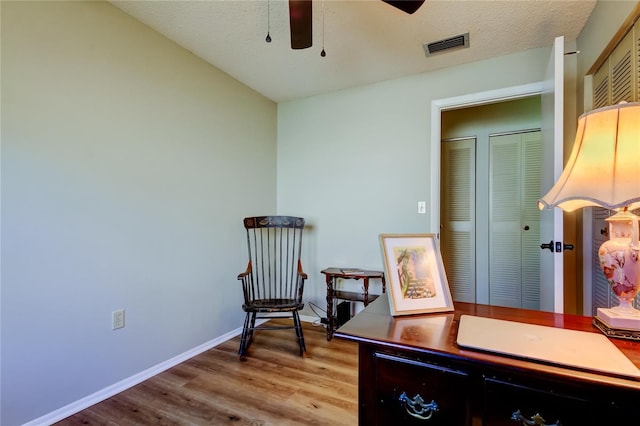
[540,240,574,252]
[523,225,530,231]
[540,240,554,252]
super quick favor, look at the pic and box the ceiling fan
[288,0,426,49]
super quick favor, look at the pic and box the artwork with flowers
[380,234,454,316]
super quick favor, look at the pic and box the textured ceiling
[111,0,597,102]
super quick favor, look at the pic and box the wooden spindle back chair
[237,216,307,358]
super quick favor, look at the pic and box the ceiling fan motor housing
[289,0,313,49]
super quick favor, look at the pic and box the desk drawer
[372,352,470,425]
[483,377,592,426]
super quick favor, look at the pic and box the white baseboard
[25,316,320,425]
[299,314,320,323]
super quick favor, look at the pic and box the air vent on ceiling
[423,33,470,57]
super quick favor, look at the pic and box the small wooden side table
[321,267,386,341]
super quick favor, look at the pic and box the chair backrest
[243,216,305,303]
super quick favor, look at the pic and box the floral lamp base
[596,209,640,337]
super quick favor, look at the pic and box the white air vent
[423,33,470,57]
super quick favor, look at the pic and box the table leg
[326,275,334,341]
[363,278,370,306]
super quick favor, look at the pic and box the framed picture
[379,233,454,316]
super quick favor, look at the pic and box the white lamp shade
[538,102,640,212]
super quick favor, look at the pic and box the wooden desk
[321,267,385,341]
[335,294,640,425]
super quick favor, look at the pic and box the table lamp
[538,101,640,338]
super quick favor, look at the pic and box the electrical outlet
[418,201,427,214]
[112,309,125,330]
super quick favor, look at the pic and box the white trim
[25,316,318,426]
[430,82,544,234]
[299,314,319,323]
[24,326,242,426]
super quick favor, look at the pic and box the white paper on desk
[456,315,640,380]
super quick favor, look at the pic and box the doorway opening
[430,85,548,308]
[440,97,542,307]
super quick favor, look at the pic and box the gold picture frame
[379,233,454,316]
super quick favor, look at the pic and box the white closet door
[489,132,541,309]
[521,132,543,309]
[441,138,476,303]
[489,135,522,307]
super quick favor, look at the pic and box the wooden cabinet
[335,295,640,425]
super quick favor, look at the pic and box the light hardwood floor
[55,320,358,425]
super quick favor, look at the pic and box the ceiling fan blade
[382,0,425,14]
[289,0,312,49]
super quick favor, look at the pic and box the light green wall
[442,97,542,138]
[1,1,276,424]
[278,48,553,311]
[278,2,638,318]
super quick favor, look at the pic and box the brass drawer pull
[511,409,562,426]
[399,392,439,420]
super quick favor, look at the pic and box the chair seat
[243,299,304,313]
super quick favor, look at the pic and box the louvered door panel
[611,31,634,104]
[489,136,522,308]
[489,132,541,309]
[521,132,542,310]
[592,63,610,108]
[444,231,474,302]
[441,138,476,303]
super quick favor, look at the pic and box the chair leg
[248,312,257,343]
[293,311,306,355]
[238,312,252,358]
